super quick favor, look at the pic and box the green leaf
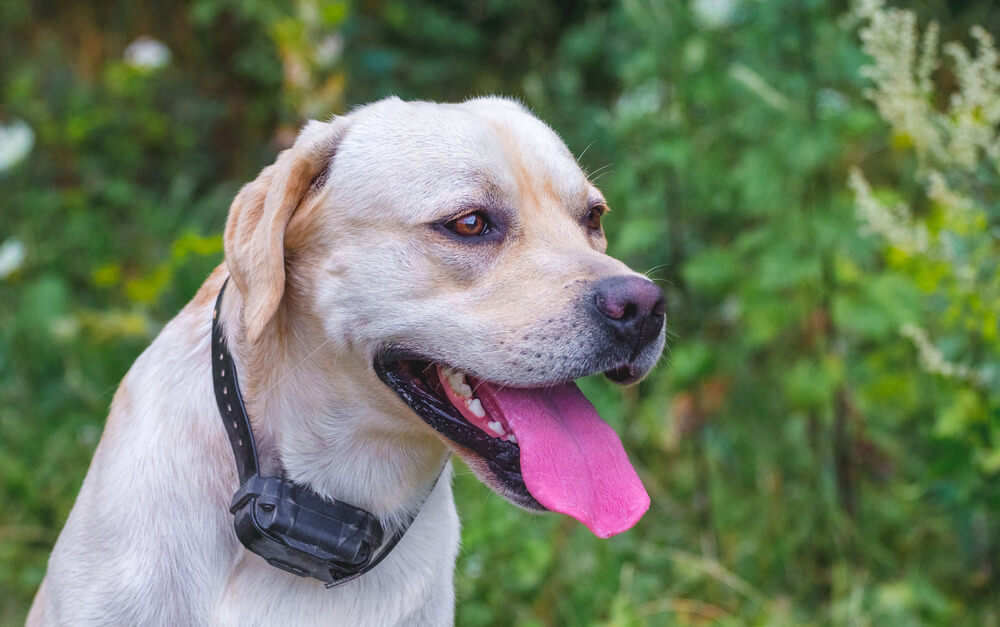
[682,246,738,296]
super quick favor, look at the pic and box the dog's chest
[210,480,460,627]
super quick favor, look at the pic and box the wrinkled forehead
[328,98,593,220]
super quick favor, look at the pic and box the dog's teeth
[466,398,486,418]
[444,367,473,399]
[506,433,517,444]
[487,421,506,436]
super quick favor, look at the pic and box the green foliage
[0,2,283,621]
[3,0,1000,625]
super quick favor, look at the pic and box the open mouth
[374,357,650,538]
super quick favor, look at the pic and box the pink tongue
[475,380,650,538]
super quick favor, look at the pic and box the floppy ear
[224,118,345,343]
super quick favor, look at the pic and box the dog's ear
[224,119,345,343]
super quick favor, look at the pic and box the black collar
[212,278,428,586]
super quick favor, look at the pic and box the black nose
[592,275,665,347]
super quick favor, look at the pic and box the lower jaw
[453,444,543,511]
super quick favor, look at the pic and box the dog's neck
[218,280,449,528]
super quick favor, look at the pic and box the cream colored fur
[27,97,662,626]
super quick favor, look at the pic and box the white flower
[124,36,171,70]
[854,2,1000,168]
[0,119,35,171]
[613,81,667,120]
[692,0,736,30]
[900,323,981,384]
[0,237,26,279]
[316,34,344,67]
[849,168,929,255]
[817,88,849,116]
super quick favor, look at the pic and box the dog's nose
[592,275,665,347]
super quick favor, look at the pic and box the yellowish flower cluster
[847,167,928,255]
[853,0,1000,169]
[900,323,983,384]
[853,0,941,162]
[943,27,1000,168]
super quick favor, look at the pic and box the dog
[27,96,665,626]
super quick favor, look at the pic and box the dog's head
[224,97,665,538]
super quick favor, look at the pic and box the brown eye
[586,205,606,231]
[446,211,490,237]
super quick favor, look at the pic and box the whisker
[588,162,614,178]
[262,336,335,395]
[590,169,615,183]
[643,263,672,277]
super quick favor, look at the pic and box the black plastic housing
[229,474,384,583]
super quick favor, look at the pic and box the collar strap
[212,280,259,482]
[211,278,419,586]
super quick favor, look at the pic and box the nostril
[595,292,625,320]
[622,302,638,321]
[653,295,666,317]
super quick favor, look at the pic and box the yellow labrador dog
[28,97,665,626]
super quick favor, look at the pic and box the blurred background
[2,0,1000,624]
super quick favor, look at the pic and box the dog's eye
[586,205,606,231]
[446,211,490,237]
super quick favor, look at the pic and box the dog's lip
[373,358,519,459]
[372,355,543,510]
[604,364,639,384]
[375,346,647,388]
